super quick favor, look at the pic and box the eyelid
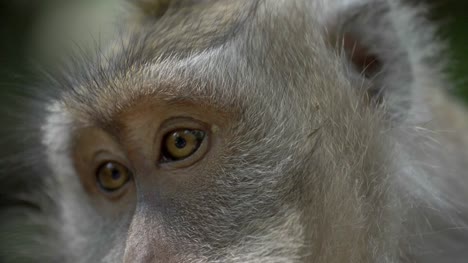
[159,134,209,169]
[92,150,133,173]
[155,117,211,169]
[158,117,210,134]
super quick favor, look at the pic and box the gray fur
[1,0,468,262]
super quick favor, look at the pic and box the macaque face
[43,1,399,262]
[56,84,317,261]
[71,99,240,261]
[72,101,229,204]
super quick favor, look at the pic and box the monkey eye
[161,129,206,163]
[96,162,132,192]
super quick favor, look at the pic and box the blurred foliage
[433,0,468,100]
[0,1,42,90]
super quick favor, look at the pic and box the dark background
[435,0,468,100]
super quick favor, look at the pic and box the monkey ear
[326,1,437,121]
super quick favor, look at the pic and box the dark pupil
[110,166,121,180]
[174,136,187,149]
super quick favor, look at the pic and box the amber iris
[96,162,132,191]
[162,129,205,161]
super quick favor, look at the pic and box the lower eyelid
[158,132,210,169]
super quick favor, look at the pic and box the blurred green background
[0,0,467,101]
[434,0,468,100]
[0,0,118,96]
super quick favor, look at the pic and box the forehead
[131,0,261,56]
[60,0,328,125]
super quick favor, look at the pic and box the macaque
[1,0,468,262]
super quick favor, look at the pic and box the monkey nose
[123,230,174,263]
[124,211,178,263]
